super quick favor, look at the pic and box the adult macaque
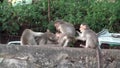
[76,23,102,68]
[54,20,76,36]
[54,20,76,47]
[20,29,44,45]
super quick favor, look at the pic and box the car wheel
[101,43,110,49]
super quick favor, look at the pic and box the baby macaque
[54,20,76,47]
[55,32,75,47]
[20,29,44,45]
[36,29,58,45]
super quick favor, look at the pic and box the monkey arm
[79,44,85,48]
[76,30,87,40]
[75,35,86,41]
[76,31,81,36]
[32,32,44,37]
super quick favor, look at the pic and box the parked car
[7,41,21,45]
[8,0,32,6]
[98,29,120,48]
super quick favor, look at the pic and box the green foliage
[0,0,49,34]
[0,0,120,35]
[47,22,56,33]
[50,0,120,32]
[84,0,120,32]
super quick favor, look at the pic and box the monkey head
[55,32,63,39]
[79,24,86,32]
[79,23,89,32]
[54,20,64,27]
[54,22,59,28]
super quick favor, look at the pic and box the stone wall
[0,44,120,68]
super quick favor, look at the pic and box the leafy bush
[50,0,120,32]
[0,0,120,35]
[0,0,49,35]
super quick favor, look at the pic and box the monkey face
[55,33,62,38]
[47,32,57,41]
[80,25,85,32]
[54,22,59,27]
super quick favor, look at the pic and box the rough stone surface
[0,44,120,68]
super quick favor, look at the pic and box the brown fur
[54,20,76,47]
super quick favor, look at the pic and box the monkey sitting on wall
[20,29,44,45]
[76,23,98,48]
[54,20,76,47]
[76,23,102,68]
[21,29,58,45]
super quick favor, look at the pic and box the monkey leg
[59,36,69,47]
[28,38,37,45]
[63,39,70,47]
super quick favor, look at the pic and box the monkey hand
[76,31,81,36]
[80,44,85,48]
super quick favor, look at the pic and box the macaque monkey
[76,23,98,48]
[55,32,75,47]
[76,23,102,68]
[20,29,44,45]
[54,20,76,36]
[36,29,58,45]
[54,20,76,47]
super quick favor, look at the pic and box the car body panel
[7,41,21,45]
[98,29,120,46]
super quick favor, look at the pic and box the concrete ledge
[0,44,120,68]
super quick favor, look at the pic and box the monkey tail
[96,46,102,68]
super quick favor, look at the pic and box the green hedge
[0,0,120,35]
